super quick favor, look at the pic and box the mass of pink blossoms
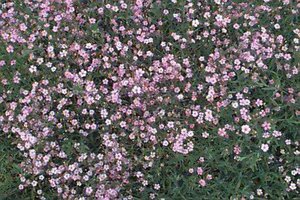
[0,0,299,199]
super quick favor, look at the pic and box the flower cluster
[0,0,299,199]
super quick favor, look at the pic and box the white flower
[261,144,269,152]
[257,189,263,196]
[274,24,280,29]
[241,125,251,134]
[177,94,184,100]
[202,132,209,138]
[289,182,296,190]
[162,140,169,146]
[285,176,291,182]
[79,69,87,77]
[105,119,111,125]
[232,101,239,108]
[291,170,298,176]
[29,65,37,73]
[132,86,142,94]
[192,19,200,27]
[154,184,160,190]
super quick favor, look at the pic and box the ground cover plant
[0,0,299,199]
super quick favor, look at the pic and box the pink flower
[197,167,203,175]
[6,45,14,53]
[262,121,271,131]
[199,179,206,187]
[234,145,241,155]
[218,128,228,138]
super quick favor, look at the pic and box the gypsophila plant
[0,0,299,199]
